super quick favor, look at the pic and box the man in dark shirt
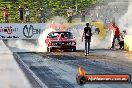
[82,23,92,56]
[18,6,24,23]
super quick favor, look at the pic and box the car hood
[50,37,75,42]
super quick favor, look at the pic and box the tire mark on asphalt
[18,53,77,88]
[18,52,132,88]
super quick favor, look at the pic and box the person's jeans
[25,15,30,23]
[68,16,72,23]
[85,39,91,54]
[4,16,9,23]
[111,35,120,48]
[81,16,85,22]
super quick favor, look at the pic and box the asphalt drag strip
[16,52,132,88]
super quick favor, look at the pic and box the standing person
[80,9,86,22]
[18,6,24,23]
[50,21,57,31]
[38,9,41,23]
[119,30,126,50]
[59,22,65,31]
[3,5,9,23]
[67,7,73,23]
[38,7,45,23]
[25,6,30,23]
[110,22,120,49]
[82,23,92,56]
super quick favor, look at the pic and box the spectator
[110,22,120,49]
[67,7,73,23]
[3,5,9,23]
[18,6,24,23]
[59,22,65,31]
[119,30,126,50]
[38,7,45,23]
[80,9,86,22]
[25,6,30,23]
[50,21,57,30]
[82,23,92,56]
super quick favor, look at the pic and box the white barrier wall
[0,23,48,39]
[0,40,32,88]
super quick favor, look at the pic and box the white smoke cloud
[6,28,56,52]
[37,28,56,52]
[47,16,67,24]
[119,1,132,35]
[7,40,38,52]
[7,15,113,52]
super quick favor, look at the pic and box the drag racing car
[45,31,76,52]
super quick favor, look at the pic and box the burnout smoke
[68,23,112,50]
[37,28,56,52]
[47,16,67,23]
[7,40,37,52]
[119,1,132,35]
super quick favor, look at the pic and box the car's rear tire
[47,47,49,52]
[49,48,52,52]
[47,47,52,52]
[73,48,76,52]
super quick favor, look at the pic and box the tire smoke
[119,1,132,35]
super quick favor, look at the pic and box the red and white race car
[45,31,76,52]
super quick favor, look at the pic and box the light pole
[76,0,78,12]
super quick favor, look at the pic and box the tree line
[1,0,104,22]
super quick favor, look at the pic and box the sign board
[0,23,48,39]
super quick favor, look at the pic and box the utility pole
[76,0,78,12]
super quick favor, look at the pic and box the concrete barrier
[124,35,132,51]
[0,40,32,88]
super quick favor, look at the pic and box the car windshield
[48,32,73,38]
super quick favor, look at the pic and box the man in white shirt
[67,7,73,23]
[25,6,30,23]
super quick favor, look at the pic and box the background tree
[0,0,104,22]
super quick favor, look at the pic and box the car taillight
[68,42,76,45]
[72,42,76,45]
[52,43,58,46]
